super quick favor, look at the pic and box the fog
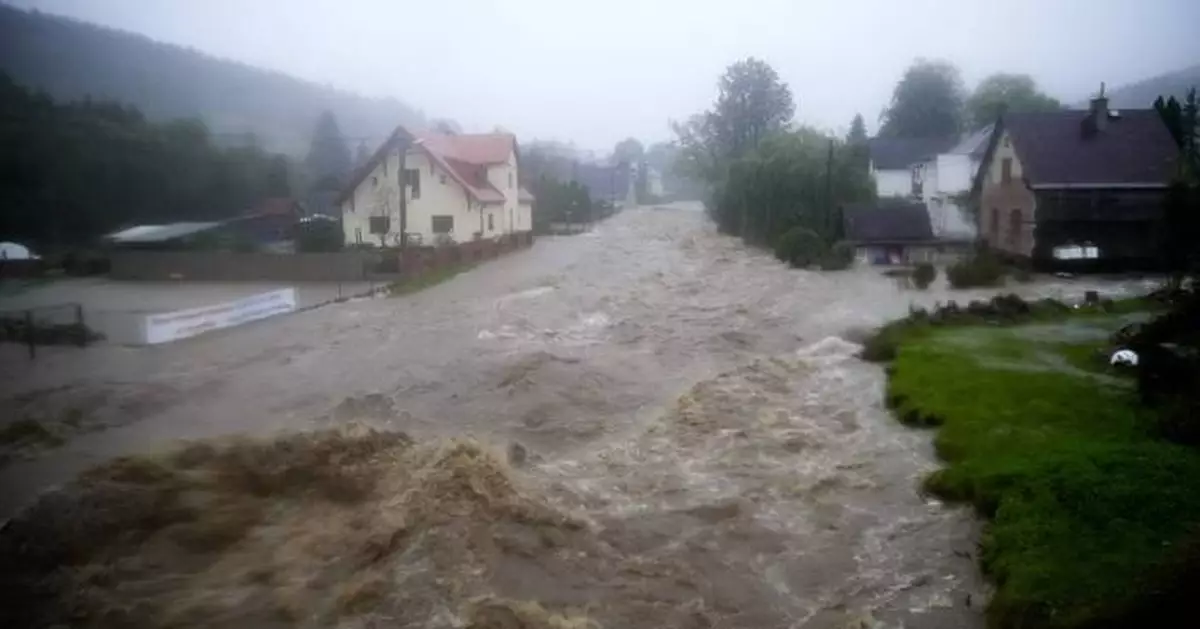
[10,0,1200,150]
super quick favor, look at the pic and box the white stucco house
[338,127,533,247]
[868,132,991,239]
[910,126,992,238]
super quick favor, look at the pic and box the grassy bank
[877,304,1200,627]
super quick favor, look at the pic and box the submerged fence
[0,302,96,359]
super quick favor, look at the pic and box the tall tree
[612,138,645,165]
[880,59,965,138]
[966,73,1062,129]
[846,113,869,173]
[711,58,795,160]
[353,141,370,168]
[305,110,351,189]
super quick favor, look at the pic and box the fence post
[75,303,86,347]
[25,309,35,360]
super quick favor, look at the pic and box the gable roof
[998,110,1177,187]
[337,127,517,205]
[948,124,994,157]
[869,136,958,170]
[842,199,934,243]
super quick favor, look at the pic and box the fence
[0,302,96,359]
[109,232,535,282]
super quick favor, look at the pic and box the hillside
[1105,63,1200,108]
[0,5,424,156]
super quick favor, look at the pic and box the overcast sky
[11,0,1200,151]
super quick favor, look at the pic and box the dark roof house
[974,90,1180,269]
[868,136,959,170]
[842,199,934,244]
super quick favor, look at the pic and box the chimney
[1089,82,1109,133]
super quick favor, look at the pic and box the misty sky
[11,0,1200,152]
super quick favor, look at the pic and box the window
[349,195,355,212]
[1008,209,1021,246]
[355,227,362,244]
[508,172,513,188]
[371,176,378,188]
[990,208,1000,240]
[488,213,495,231]
[369,215,390,234]
[432,215,454,234]
[1001,158,1013,184]
[405,169,420,199]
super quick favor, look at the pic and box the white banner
[143,288,297,344]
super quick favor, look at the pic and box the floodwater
[0,204,1155,627]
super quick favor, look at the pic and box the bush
[946,250,1005,288]
[818,241,855,270]
[295,220,344,252]
[773,226,826,268]
[912,263,937,289]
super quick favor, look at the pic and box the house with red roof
[337,127,533,247]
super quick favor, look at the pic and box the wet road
[0,204,1153,626]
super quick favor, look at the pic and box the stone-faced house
[972,93,1179,269]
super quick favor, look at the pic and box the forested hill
[1104,64,1200,108]
[0,5,424,155]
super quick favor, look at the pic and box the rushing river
[0,203,1156,627]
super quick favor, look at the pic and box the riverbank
[871,297,1200,627]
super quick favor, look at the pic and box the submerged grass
[883,312,1200,628]
[388,261,477,296]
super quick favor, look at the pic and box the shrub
[818,241,855,271]
[295,220,344,252]
[773,226,826,268]
[946,250,1005,288]
[912,263,937,289]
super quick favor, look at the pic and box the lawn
[884,313,1200,628]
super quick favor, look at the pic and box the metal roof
[106,222,223,244]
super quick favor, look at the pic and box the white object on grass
[1110,349,1139,367]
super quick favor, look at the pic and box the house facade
[868,136,957,198]
[973,95,1178,268]
[911,126,991,238]
[339,128,533,247]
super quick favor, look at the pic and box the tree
[711,58,795,160]
[966,73,1062,129]
[712,127,875,244]
[0,72,294,247]
[305,110,350,189]
[880,59,965,138]
[353,141,370,168]
[612,138,645,165]
[846,113,869,173]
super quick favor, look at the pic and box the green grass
[0,418,65,448]
[387,262,476,297]
[885,314,1200,628]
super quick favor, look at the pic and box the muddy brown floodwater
[0,203,1156,627]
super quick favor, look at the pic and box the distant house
[972,92,1178,269]
[338,127,533,247]
[239,197,305,248]
[910,126,991,238]
[571,162,635,206]
[868,136,957,197]
[842,199,970,265]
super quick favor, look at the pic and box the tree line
[878,61,1062,138]
[0,72,295,249]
